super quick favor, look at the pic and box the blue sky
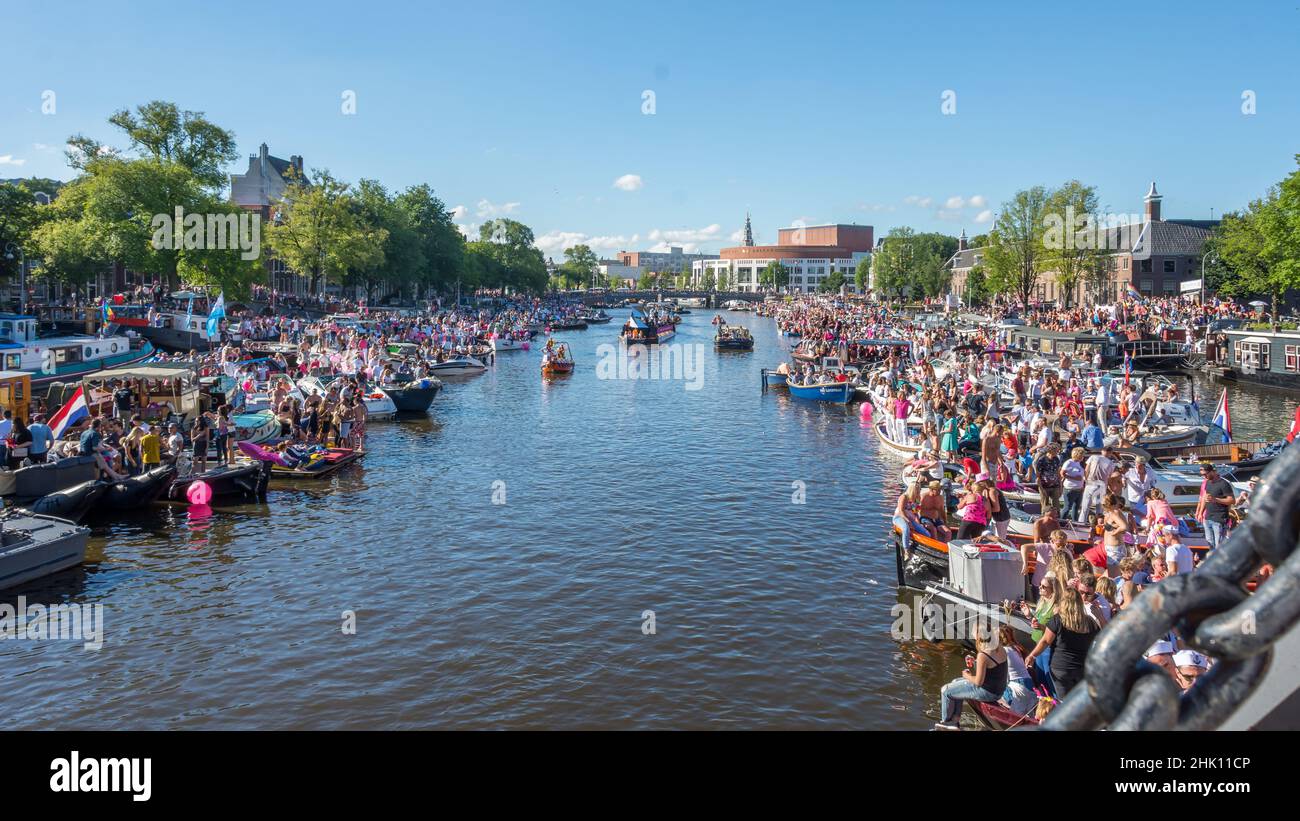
[3,0,1298,260]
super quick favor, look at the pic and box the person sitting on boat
[918,481,951,542]
[893,483,932,550]
[79,418,125,482]
[934,622,1009,730]
[997,624,1039,717]
[954,479,990,540]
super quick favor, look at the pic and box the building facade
[616,246,719,276]
[230,143,307,295]
[692,219,873,294]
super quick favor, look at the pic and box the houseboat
[1208,329,1300,392]
[0,313,156,389]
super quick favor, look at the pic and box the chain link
[1041,441,1300,730]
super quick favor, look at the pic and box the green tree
[1042,180,1104,308]
[701,268,716,291]
[97,100,238,189]
[985,186,1050,310]
[854,256,871,293]
[964,263,988,306]
[263,169,387,295]
[871,227,915,298]
[758,260,789,292]
[562,243,599,289]
[476,219,547,293]
[349,178,424,303]
[0,181,46,281]
[1211,168,1300,324]
[30,217,110,293]
[394,183,464,298]
[717,267,731,291]
[818,269,847,293]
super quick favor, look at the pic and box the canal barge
[1207,329,1300,392]
[1002,326,1185,370]
[0,313,156,389]
[620,310,675,345]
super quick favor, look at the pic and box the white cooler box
[948,541,1023,603]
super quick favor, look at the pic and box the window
[1286,345,1299,372]
[1140,279,1154,295]
[1164,260,1176,273]
[1122,257,1129,269]
[1238,341,1271,370]
[1140,259,1152,273]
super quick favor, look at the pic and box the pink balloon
[859,403,873,420]
[187,480,213,505]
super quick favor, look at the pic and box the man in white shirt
[1124,456,1156,515]
[1162,526,1195,576]
[1094,380,1109,429]
[1080,446,1116,523]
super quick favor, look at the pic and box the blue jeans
[1029,647,1056,698]
[940,678,1000,723]
[1003,678,1037,716]
[1204,519,1225,550]
[894,515,913,551]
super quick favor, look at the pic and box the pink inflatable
[187,480,213,505]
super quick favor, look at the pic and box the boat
[541,342,575,376]
[487,333,531,352]
[714,326,754,351]
[550,318,589,331]
[0,313,157,388]
[579,310,613,324]
[873,420,929,456]
[424,357,488,377]
[22,480,109,523]
[1002,500,1212,553]
[111,292,225,351]
[297,374,399,418]
[0,455,100,501]
[382,378,442,412]
[1131,439,1287,479]
[89,465,178,515]
[238,441,365,480]
[761,367,790,388]
[168,462,271,503]
[787,377,854,404]
[711,314,726,326]
[620,309,675,345]
[0,510,93,591]
[241,376,304,414]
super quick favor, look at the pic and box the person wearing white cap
[1143,639,1177,680]
[1174,649,1210,691]
[1161,525,1195,576]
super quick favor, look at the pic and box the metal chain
[1041,441,1300,730]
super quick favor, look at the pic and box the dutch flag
[1211,388,1232,443]
[48,386,90,439]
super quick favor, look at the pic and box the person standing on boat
[27,413,53,464]
[1122,457,1155,517]
[1077,446,1115,524]
[934,623,1009,730]
[939,410,960,461]
[955,479,990,540]
[1195,463,1235,551]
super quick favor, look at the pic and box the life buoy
[84,346,94,359]
[110,342,119,354]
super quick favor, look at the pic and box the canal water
[2,310,1294,729]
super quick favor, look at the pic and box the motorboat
[0,510,92,591]
[238,441,365,480]
[89,465,178,516]
[297,374,399,418]
[425,357,488,377]
[714,326,754,351]
[541,342,575,376]
[382,378,442,412]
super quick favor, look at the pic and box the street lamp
[4,241,26,315]
[1201,251,1217,349]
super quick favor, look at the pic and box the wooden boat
[297,374,399,418]
[970,699,1040,730]
[788,378,853,403]
[550,318,589,331]
[1133,439,1287,479]
[761,368,789,388]
[0,510,92,591]
[541,342,575,376]
[874,420,929,456]
[1002,500,1212,553]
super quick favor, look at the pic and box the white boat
[0,511,92,591]
[873,420,930,457]
[297,374,398,419]
[489,334,530,352]
[241,376,304,413]
[427,356,488,377]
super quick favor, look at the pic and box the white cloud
[969,195,988,208]
[904,195,933,208]
[0,155,27,166]
[648,224,721,243]
[535,231,638,257]
[475,198,520,219]
[729,229,746,242]
[944,196,966,210]
[937,209,966,221]
[613,174,643,191]
[858,203,895,213]
[450,204,468,221]
[974,209,994,224]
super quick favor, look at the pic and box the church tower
[743,213,754,246]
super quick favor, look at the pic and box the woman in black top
[1024,586,1104,698]
[935,626,1009,730]
[7,417,32,469]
